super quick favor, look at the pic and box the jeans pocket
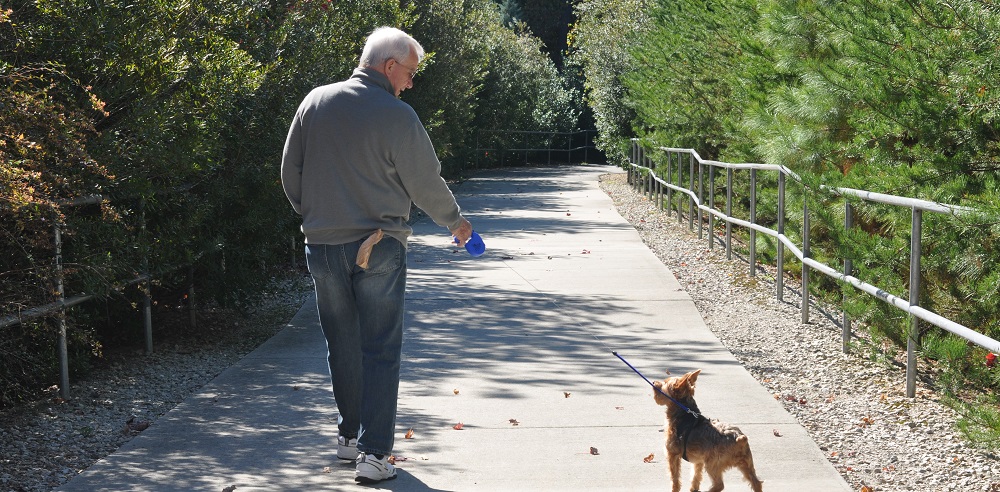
[305,244,332,279]
[363,237,403,276]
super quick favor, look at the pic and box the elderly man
[281,26,473,484]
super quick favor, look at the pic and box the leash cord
[530,287,704,419]
[611,350,702,419]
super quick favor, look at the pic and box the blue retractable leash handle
[454,231,486,256]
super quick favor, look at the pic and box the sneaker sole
[355,474,397,484]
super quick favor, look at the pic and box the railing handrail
[629,139,1000,398]
[472,129,602,169]
[656,146,970,215]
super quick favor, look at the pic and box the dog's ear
[682,369,701,387]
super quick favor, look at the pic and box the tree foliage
[572,0,1000,438]
[0,0,577,405]
[566,0,651,166]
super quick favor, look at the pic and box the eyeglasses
[391,58,418,80]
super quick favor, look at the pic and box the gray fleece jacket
[281,68,463,247]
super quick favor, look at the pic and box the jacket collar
[352,67,394,96]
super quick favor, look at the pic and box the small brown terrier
[652,369,763,492]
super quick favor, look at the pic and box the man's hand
[450,217,473,246]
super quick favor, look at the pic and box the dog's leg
[690,461,703,492]
[704,469,725,492]
[739,455,763,491]
[738,436,764,492]
[667,451,683,492]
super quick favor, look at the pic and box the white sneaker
[337,436,358,460]
[355,453,397,483]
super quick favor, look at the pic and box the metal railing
[629,139,1000,397]
[473,129,601,168]
[1,195,200,400]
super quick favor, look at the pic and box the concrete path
[59,165,851,491]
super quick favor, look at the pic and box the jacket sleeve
[280,110,304,215]
[393,113,463,231]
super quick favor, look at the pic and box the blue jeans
[305,237,406,457]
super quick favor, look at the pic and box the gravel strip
[0,274,313,492]
[599,171,1000,492]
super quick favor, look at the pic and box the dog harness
[676,413,709,462]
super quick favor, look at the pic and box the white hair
[359,27,424,68]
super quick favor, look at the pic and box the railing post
[548,132,553,165]
[641,145,646,193]
[665,152,673,217]
[688,154,695,231]
[676,152,683,225]
[802,200,810,323]
[777,173,786,301]
[141,202,153,354]
[750,168,757,276]
[646,157,656,201]
[725,168,733,260]
[522,132,527,165]
[843,202,853,353]
[55,221,70,400]
[188,266,197,329]
[906,207,923,398]
[708,166,715,249]
[567,131,572,165]
[657,157,663,210]
[697,159,704,239]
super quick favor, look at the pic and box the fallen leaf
[581,249,591,254]
[509,419,519,426]
[453,388,460,395]
[615,406,624,410]
[566,213,572,216]
[860,486,873,492]
[453,423,464,430]
[404,428,414,439]
[590,447,599,455]
[772,429,782,437]
[643,453,655,463]
[564,392,571,398]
